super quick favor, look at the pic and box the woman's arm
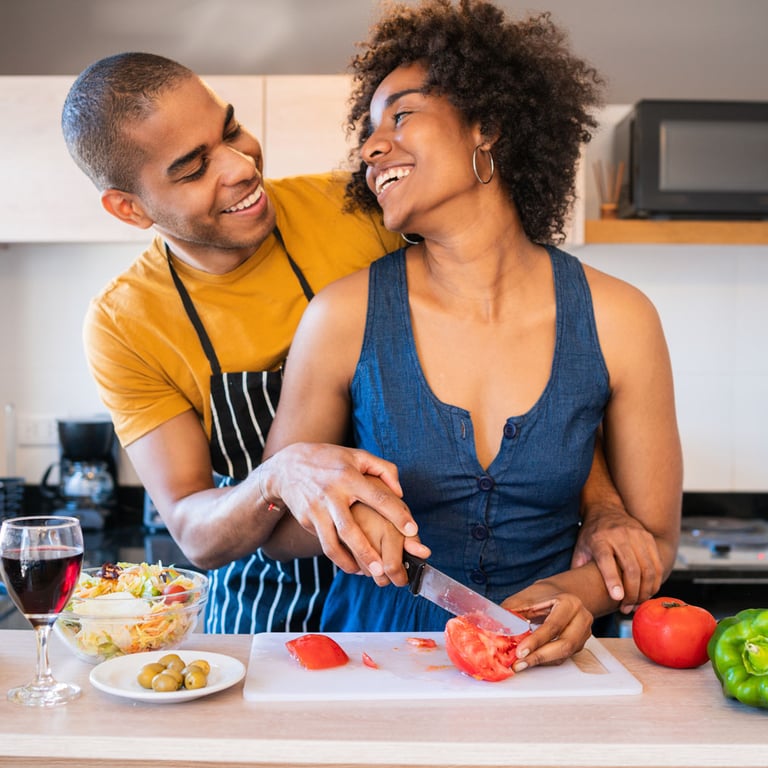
[502,268,683,671]
[261,269,431,574]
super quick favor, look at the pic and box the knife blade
[402,553,531,635]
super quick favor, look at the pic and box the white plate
[89,650,246,703]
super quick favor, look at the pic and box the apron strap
[165,226,314,376]
[273,226,314,302]
[166,242,222,375]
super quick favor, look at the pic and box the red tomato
[361,652,379,669]
[285,634,349,670]
[631,596,717,669]
[406,637,437,648]
[444,616,529,682]
[161,583,188,604]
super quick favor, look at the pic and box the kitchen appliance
[676,516,768,568]
[669,514,768,620]
[41,419,117,530]
[614,99,768,219]
[244,633,641,701]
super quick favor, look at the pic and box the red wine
[1,546,83,622]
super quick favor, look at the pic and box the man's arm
[125,409,419,574]
[576,433,665,613]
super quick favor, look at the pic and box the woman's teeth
[375,168,411,196]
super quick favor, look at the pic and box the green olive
[186,659,211,675]
[184,669,208,690]
[161,667,184,687]
[137,662,166,689]
[157,653,185,672]
[151,672,181,692]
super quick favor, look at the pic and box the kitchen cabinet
[0,74,352,243]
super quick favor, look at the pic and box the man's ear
[101,189,154,230]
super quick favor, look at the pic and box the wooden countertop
[0,631,765,767]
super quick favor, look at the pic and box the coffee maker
[41,419,117,530]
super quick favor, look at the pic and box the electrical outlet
[17,414,59,447]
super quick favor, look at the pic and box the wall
[2,239,767,492]
[0,87,766,493]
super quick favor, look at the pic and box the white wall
[0,243,142,485]
[1,239,767,492]
[573,243,768,492]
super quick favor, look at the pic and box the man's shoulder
[266,171,351,208]
[87,237,167,317]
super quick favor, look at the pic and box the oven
[663,494,768,620]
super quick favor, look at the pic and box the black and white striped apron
[166,231,336,634]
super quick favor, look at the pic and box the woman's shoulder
[580,260,661,324]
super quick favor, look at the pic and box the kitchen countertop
[0,632,765,768]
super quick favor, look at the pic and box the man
[62,52,663,634]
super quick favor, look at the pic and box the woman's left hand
[500,594,593,671]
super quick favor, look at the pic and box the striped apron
[166,231,336,634]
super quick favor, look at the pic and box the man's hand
[573,505,663,614]
[264,443,429,577]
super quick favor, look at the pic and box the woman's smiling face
[361,62,485,238]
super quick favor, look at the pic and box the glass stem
[33,623,56,688]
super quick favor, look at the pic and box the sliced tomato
[406,637,437,648]
[361,652,379,669]
[444,615,529,682]
[161,583,188,604]
[285,634,349,670]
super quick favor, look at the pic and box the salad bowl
[55,562,208,664]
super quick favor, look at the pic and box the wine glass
[0,516,84,707]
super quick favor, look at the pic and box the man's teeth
[375,168,411,196]
[225,188,262,212]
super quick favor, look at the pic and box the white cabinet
[0,74,353,243]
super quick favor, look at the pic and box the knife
[402,552,532,635]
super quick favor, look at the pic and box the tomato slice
[444,615,529,682]
[161,583,188,604]
[285,634,349,670]
[361,652,379,669]
[406,637,437,648]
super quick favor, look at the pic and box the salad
[55,562,208,663]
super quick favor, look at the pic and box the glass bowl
[54,564,208,664]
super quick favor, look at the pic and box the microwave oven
[614,99,768,219]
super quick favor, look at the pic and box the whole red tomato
[444,616,529,682]
[632,597,716,669]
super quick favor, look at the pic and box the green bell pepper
[707,608,768,709]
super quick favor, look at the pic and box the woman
[262,0,682,669]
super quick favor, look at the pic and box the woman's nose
[361,127,391,165]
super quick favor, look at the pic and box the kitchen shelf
[585,219,768,244]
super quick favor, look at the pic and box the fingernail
[513,661,528,672]
[403,522,418,537]
[517,647,529,659]
[611,586,623,600]
[369,561,383,577]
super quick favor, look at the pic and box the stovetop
[676,516,768,569]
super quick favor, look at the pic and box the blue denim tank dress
[320,246,611,632]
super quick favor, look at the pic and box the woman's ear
[101,189,154,230]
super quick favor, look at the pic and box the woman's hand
[500,593,593,671]
[344,501,431,586]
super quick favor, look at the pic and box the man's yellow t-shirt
[83,172,400,448]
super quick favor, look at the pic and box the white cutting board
[243,632,641,701]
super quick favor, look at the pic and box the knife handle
[402,552,427,595]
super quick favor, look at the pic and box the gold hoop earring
[400,233,422,245]
[472,145,495,185]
